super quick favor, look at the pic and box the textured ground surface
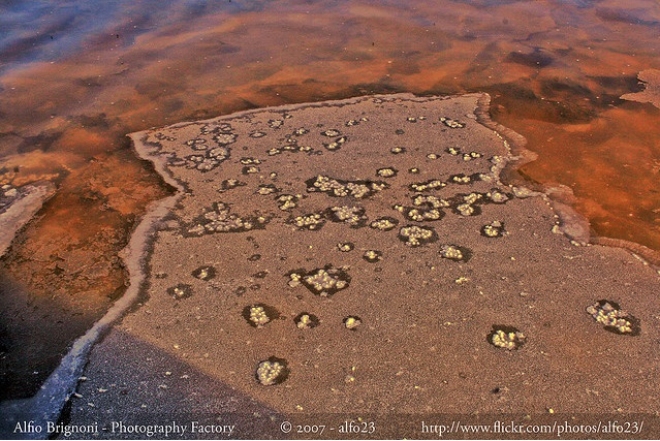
[32,94,660,439]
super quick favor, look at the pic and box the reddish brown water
[1,0,659,399]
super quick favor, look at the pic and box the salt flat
[28,94,660,439]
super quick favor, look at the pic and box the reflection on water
[1,0,659,399]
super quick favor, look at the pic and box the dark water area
[1,0,659,400]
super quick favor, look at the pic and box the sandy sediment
[5,93,660,439]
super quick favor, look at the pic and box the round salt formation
[255,357,289,386]
[242,165,259,174]
[456,203,475,216]
[323,136,347,151]
[327,205,367,227]
[256,184,279,195]
[345,118,367,127]
[413,194,450,209]
[280,143,295,152]
[363,250,382,263]
[276,194,300,211]
[487,189,510,204]
[405,206,443,222]
[295,313,320,329]
[344,316,362,330]
[167,284,193,300]
[463,192,483,205]
[449,193,484,217]
[398,225,438,247]
[185,137,207,150]
[489,326,526,350]
[450,174,472,185]
[406,195,447,221]
[191,266,216,281]
[243,304,277,328]
[250,306,269,327]
[409,179,446,192]
[306,175,387,199]
[439,244,471,262]
[268,119,284,129]
[300,266,351,297]
[463,152,483,161]
[287,271,302,287]
[240,157,261,165]
[213,133,237,145]
[586,300,640,335]
[481,221,505,238]
[292,213,325,230]
[321,129,341,137]
[376,167,397,178]
[177,131,233,172]
[184,147,230,172]
[337,242,354,252]
[439,116,465,128]
[370,217,399,231]
[186,202,267,236]
[217,179,246,193]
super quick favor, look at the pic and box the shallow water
[1,0,659,399]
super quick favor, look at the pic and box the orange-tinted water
[1,0,659,399]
